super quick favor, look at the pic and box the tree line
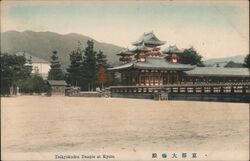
[65,40,113,91]
[1,41,250,96]
[0,40,114,95]
[0,53,48,95]
[48,40,114,91]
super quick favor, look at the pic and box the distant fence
[110,83,250,103]
[66,87,111,97]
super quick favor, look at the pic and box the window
[187,88,193,93]
[139,58,146,62]
[180,88,186,93]
[195,87,202,93]
[172,58,177,63]
[223,86,231,93]
[233,86,243,93]
[173,88,178,93]
[204,87,211,93]
[213,87,221,93]
[33,66,39,73]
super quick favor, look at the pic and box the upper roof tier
[162,45,184,54]
[116,48,134,56]
[130,45,151,53]
[132,32,166,47]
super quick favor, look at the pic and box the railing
[110,83,250,95]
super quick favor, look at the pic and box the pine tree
[67,49,83,86]
[48,51,64,80]
[82,40,97,91]
[96,50,109,68]
[66,40,114,91]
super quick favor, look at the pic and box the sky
[1,0,249,59]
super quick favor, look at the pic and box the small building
[31,58,50,80]
[224,61,243,68]
[47,80,67,96]
[17,51,51,80]
[208,61,243,68]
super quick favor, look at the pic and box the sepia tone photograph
[1,0,249,160]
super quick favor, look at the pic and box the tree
[176,47,204,66]
[66,49,83,86]
[82,40,97,91]
[96,66,108,89]
[96,50,111,89]
[66,40,113,91]
[1,53,32,96]
[106,71,120,86]
[96,50,109,68]
[48,50,64,80]
[243,54,250,68]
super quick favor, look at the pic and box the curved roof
[117,48,134,56]
[130,45,150,53]
[185,67,250,77]
[16,51,49,63]
[108,62,134,70]
[108,57,194,71]
[132,32,165,47]
[163,45,184,54]
[134,57,194,70]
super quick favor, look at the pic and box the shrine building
[108,32,250,86]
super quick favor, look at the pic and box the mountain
[2,30,248,70]
[1,30,122,70]
[203,54,246,67]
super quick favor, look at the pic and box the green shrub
[19,75,49,94]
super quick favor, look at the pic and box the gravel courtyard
[1,96,249,160]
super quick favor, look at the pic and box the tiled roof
[108,62,134,70]
[16,51,49,63]
[135,57,194,70]
[132,32,165,46]
[108,57,194,71]
[185,67,250,77]
[130,45,150,52]
[48,80,67,86]
[117,49,134,56]
[163,45,184,54]
[109,58,250,77]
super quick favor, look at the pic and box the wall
[111,92,250,103]
[32,62,51,79]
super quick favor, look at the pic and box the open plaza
[1,96,249,160]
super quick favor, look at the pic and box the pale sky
[1,0,249,59]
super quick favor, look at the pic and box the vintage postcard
[1,0,249,161]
